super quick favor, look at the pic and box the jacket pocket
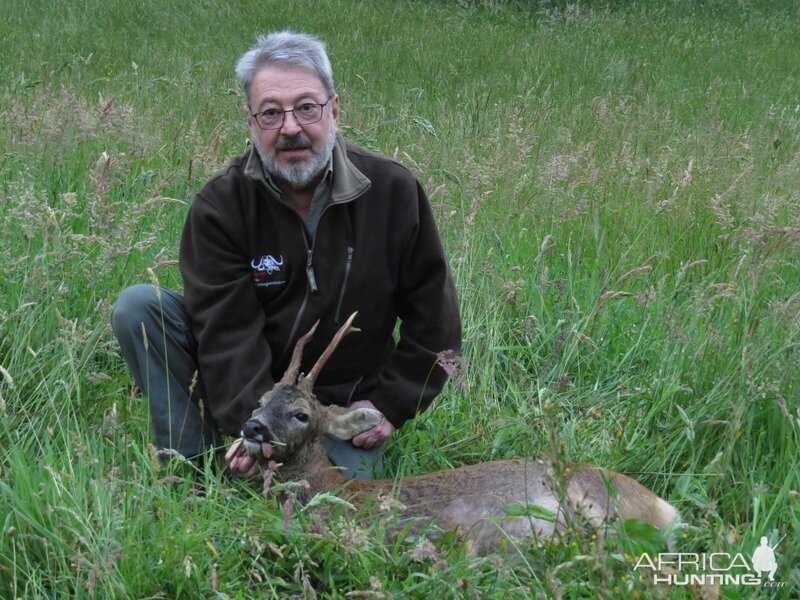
[334,245,354,324]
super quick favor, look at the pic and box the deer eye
[293,412,309,423]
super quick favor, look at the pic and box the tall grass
[1,0,798,598]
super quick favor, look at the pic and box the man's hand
[349,400,396,449]
[223,437,272,478]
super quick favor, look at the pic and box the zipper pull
[306,249,319,293]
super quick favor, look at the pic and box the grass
[1,0,799,598]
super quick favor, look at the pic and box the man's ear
[326,406,383,440]
[330,94,340,127]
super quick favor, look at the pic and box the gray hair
[235,31,335,103]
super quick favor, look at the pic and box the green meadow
[1,0,798,597]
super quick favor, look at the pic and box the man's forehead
[249,64,327,107]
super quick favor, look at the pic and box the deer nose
[242,419,269,441]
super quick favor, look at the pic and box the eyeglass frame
[248,96,334,130]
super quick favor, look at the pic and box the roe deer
[230,313,679,553]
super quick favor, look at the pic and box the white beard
[252,118,337,190]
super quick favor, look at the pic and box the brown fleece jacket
[179,136,461,437]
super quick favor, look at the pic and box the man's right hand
[223,437,272,478]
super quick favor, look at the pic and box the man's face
[245,64,340,190]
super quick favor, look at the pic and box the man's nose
[279,111,303,135]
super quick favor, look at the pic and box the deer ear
[326,407,384,440]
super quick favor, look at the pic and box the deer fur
[236,313,679,554]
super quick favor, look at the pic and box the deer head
[239,312,383,464]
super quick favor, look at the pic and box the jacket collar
[244,134,371,204]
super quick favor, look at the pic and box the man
[111,31,461,479]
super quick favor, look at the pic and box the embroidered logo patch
[251,254,284,274]
[251,254,287,288]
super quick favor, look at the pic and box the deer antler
[280,320,320,384]
[298,312,360,393]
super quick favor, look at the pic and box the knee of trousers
[111,284,179,344]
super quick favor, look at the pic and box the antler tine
[280,320,320,385]
[298,312,360,393]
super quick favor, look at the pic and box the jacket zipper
[281,222,316,363]
[280,201,353,363]
[334,246,354,323]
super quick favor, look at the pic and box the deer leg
[323,435,385,479]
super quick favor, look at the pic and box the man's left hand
[349,400,396,449]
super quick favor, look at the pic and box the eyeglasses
[249,96,333,130]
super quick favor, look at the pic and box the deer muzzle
[241,418,275,456]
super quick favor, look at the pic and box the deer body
[235,314,678,553]
[295,454,677,552]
